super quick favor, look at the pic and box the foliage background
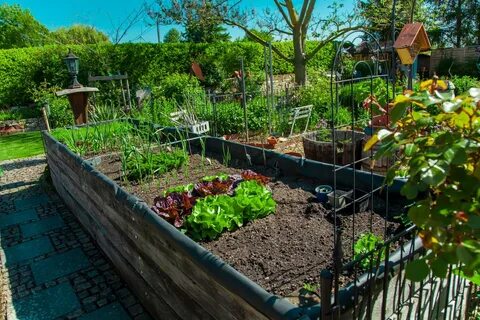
[0,41,335,107]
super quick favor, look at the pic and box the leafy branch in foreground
[364,78,480,283]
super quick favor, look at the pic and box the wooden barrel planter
[302,130,365,166]
[361,136,392,173]
[361,126,395,173]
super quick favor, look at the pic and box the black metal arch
[328,29,393,317]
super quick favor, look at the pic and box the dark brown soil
[94,152,402,297]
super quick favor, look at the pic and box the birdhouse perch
[394,22,431,65]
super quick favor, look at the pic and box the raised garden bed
[43,120,423,319]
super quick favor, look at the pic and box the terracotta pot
[267,136,278,146]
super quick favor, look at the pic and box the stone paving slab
[0,156,148,320]
[78,302,131,320]
[0,209,38,229]
[14,195,50,211]
[20,216,65,238]
[3,237,53,266]
[31,248,90,284]
[13,282,80,320]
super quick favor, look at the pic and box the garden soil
[95,153,402,297]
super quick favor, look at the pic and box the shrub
[48,97,74,128]
[450,75,480,95]
[0,106,40,121]
[365,79,480,283]
[155,73,203,104]
[0,42,335,107]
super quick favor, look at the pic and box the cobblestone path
[0,156,151,320]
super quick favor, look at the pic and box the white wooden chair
[288,105,313,136]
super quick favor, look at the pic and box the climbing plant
[365,78,480,283]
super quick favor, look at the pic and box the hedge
[0,41,334,106]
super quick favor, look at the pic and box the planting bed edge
[42,130,303,320]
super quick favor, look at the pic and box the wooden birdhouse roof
[393,22,431,51]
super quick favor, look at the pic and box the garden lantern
[63,49,82,88]
[57,49,98,125]
[393,22,431,65]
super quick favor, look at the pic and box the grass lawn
[0,131,45,161]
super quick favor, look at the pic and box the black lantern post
[63,49,82,88]
[56,49,98,124]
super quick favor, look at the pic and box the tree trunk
[293,29,307,85]
[455,0,463,47]
[294,56,307,85]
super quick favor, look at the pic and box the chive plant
[222,143,231,167]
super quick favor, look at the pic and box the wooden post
[120,77,128,111]
[67,92,89,125]
[321,269,333,320]
[41,107,50,132]
[125,72,132,111]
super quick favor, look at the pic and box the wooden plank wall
[43,134,274,320]
[430,46,479,75]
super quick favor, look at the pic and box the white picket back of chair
[288,105,313,136]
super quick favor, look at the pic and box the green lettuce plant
[186,180,276,240]
[353,233,385,270]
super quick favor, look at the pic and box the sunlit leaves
[441,100,462,113]
[406,259,429,282]
[363,134,378,152]
[376,78,480,282]
[390,100,410,123]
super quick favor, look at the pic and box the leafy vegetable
[163,184,194,196]
[125,149,188,181]
[202,173,229,182]
[353,233,385,270]
[194,179,235,197]
[186,180,276,240]
[151,192,196,228]
[152,171,276,240]
[186,195,242,240]
[234,180,276,220]
[240,170,269,185]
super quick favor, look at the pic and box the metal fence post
[321,269,333,320]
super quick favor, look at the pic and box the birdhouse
[394,22,431,65]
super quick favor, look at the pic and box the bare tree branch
[109,6,146,44]
[224,18,292,62]
[273,0,293,29]
[284,0,298,26]
[301,0,316,30]
[305,25,362,61]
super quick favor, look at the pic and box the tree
[357,0,430,42]
[0,4,49,49]
[425,0,480,47]
[50,24,110,45]
[149,0,358,85]
[241,29,273,42]
[164,28,182,43]
[148,1,230,43]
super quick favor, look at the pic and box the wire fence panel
[319,30,473,320]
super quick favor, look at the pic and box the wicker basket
[302,130,365,166]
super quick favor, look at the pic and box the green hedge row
[0,41,334,107]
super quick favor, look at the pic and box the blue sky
[5,0,356,42]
